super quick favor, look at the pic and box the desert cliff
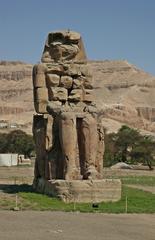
[0,60,155,135]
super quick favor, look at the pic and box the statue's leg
[96,124,105,179]
[59,112,79,180]
[33,115,47,179]
[81,115,98,179]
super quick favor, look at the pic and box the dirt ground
[126,184,155,194]
[0,166,34,185]
[0,166,155,240]
[0,166,155,205]
[0,211,155,240]
[0,166,34,179]
[103,168,155,177]
[1,166,155,180]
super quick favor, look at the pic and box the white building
[0,153,18,166]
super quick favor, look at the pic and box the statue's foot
[84,166,98,180]
[64,168,80,180]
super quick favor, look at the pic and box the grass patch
[18,186,155,213]
[0,199,15,209]
[1,179,155,213]
[119,176,155,186]
[104,175,155,186]
[125,187,155,213]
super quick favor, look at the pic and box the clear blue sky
[0,0,155,75]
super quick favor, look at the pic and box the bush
[104,125,155,169]
[0,130,35,158]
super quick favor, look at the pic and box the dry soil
[0,211,155,240]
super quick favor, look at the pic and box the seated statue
[33,30,104,181]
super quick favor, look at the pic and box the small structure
[0,153,18,166]
[33,30,121,202]
[0,120,8,129]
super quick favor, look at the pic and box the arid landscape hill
[0,60,155,136]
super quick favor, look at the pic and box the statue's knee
[60,112,75,121]
[82,115,97,127]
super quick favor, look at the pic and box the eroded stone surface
[33,30,105,182]
[32,30,122,202]
[46,73,60,87]
[41,30,87,63]
[60,76,73,89]
[34,178,122,203]
[48,87,68,101]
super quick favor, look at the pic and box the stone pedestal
[33,178,122,203]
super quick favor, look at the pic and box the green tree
[115,125,141,162]
[104,132,118,167]
[0,130,35,157]
[104,125,155,170]
[131,136,155,170]
[0,133,8,152]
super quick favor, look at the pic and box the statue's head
[41,30,87,62]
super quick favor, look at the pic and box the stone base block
[34,178,122,203]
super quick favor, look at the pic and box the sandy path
[0,211,155,240]
[126,184,155,194]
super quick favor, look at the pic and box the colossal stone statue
[33,30,104,182]
[32,30,121,203]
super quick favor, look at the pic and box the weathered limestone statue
[33,30,104,180]
[33,30,121,202]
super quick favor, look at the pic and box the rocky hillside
[0,61,33,134]
[0,60,155,135]
[88,60,155,135]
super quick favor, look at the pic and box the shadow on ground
[0,184,34,194]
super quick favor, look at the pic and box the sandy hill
[0,60,155,135]
[0,61,33,134]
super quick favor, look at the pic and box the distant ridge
[0,60,155,136]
